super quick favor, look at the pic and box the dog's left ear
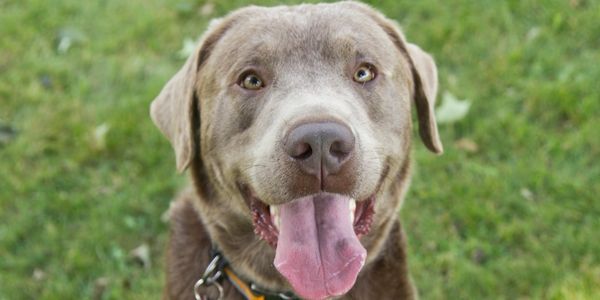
[405,43,443,154]
[344,2,443,154]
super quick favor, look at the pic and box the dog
[150,1,442,299]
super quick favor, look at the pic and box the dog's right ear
[341,1,443,154]
[150,19,232,172]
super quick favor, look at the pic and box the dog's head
[151,2,441,299]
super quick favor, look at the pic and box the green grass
[1,0,598,299]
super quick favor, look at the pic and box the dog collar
[194,249,299,300]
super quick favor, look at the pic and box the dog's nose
[284,122,355,177]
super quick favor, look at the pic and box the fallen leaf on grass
[200,2,215,16]
[435,91,471,124]
[93,277,110,300]
[520,188,534,201]
[130,243,151,270]
[526,26,541,42]
[92,123,110,151]
[32,268,46,281]
[178,38,197,59]
[56,27,87,54]
[455,138,479,153]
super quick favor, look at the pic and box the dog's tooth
[274,214,281,231]
[270,205,279,216]
[349,199,356,222]
[270,205,280,231]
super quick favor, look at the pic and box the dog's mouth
[248,192,375,248]
[241,186,376,300]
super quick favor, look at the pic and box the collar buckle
[194,255,225,300]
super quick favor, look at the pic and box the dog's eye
[240,73,264,90]
[353,64,376,83]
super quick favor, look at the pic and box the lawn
[1,0,599,299]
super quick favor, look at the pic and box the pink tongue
[274,194,366,300]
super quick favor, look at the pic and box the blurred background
[1,0,599,299]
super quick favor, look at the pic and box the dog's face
[151,2,441,299]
